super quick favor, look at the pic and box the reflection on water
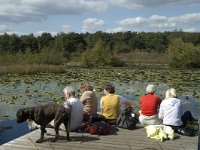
[0,119,30,145]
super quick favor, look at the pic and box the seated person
[51,86,84,132]
[139,84,161,126]
[159,88,196,134]
[100,84,132,123]
[80,82,98,122]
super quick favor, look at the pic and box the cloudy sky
[0,0,200,35]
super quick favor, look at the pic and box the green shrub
[168,38,200,68]
[81,49,95,67]
[37,47,65,65]
[81,39,124,67]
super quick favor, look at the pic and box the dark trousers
[83,113,91,122]
[181,111,194,127]
[168,111,194,133]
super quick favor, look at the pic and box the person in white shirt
[159,88,195,133]
[63,86,84,131]
[51,86,84,132]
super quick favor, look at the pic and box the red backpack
[87,120,111,135]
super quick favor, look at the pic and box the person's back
[80,82,98,122]
[139,84,161,126]
[101,94,120,120]
[62,86,84,131]
[101,84,132,123]
[80,90,98,116]
[50,86,84,132]
[65,97,84,131]
[159,97,182,126]
[140,93,161,116]
[159,88,197,135]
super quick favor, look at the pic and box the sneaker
[177,128,198,136]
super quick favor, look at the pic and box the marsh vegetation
[0,31,200,75]
[0,31,199,121]
[0,68,200,121]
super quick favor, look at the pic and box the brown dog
[16,104,70,143]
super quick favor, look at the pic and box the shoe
[177,128,198,136]
[177,128,187,136]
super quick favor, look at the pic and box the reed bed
[0,64,66,75]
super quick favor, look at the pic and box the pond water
[0,119,30,145]
[0,68,200,144]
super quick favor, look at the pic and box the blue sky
[0,0,200,36]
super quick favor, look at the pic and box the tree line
[0,31,200,68]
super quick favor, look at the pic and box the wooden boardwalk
[0,125,198,150]
[1,100,199,150]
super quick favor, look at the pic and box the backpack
[88,120,111,135]
[87,114,111,135]
[117,107,138,130]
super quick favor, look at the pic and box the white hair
[146,84,156,94]
[63,86,75,96]
[165,88,177,99]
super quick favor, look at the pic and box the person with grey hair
[139,84,161,126]
[159,88,196,134]
[51,86,84,132]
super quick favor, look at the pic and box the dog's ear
[16,108,28,123]
[16,109,22,117]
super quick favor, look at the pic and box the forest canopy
[0,31,200,68]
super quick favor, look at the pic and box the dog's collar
[28,107,33,120]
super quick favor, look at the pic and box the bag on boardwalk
[88,121,111,135]
[87,114,111,135]
[177,121,199,136]
[117,107,138,130]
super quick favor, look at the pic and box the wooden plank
[0,126,198,150]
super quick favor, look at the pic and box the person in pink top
[139,84,161,126]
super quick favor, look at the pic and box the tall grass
[119,51,168,64]
[0,64,66,75]
[0,48,170,74]
[0,48,65,65]
[0,48,66,74]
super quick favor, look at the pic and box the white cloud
[117,17,146,27]
[169,13,200,24]
[149,23,176,28]
[109,0,143,9]
[0,0,108,23]
[148,15,176,29]
[106,27,125,33]
[0,1,200,34]
[34,31,57,36]
[110,12,200,32]
[183,28,196,32]
[0,25,11,33]
[82,18,105,33]
[61,25,72,33]
[149,15,167,22]
[109,0,200,9]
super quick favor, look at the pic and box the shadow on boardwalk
[0,124,198,150]
[0,99,199,150]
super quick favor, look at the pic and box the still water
[0,68,200,144]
